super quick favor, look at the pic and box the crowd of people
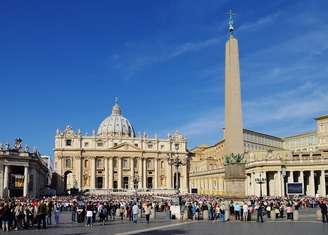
[0,194,325,232]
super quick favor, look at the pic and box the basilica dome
[97,101,135,137]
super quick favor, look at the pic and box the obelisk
[224,11,244,155]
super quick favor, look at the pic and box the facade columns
[90,158,96,189]
[166,160,172,189]
[76,157,82,189]
[138,158,142,189]
[130,157,135,189]
[320,170,326,197]
[183,164,188,193]
[108,157,113,189]
[117,158,122,189]
[23,166,29,197]
[104,158,109,189]
[154,158,158,189]
[143,158,147,189]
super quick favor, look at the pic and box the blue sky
[0,0,327,156]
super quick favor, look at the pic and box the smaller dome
[97,100,135,137]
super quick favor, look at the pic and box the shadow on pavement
[134,229,187,235]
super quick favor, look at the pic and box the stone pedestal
[170,205,181,220]
[224,201,230,221]
[270,211,276,220]
[203,210,209,220]
[224,164,246,198]
[150,208,156,219]
[316,210,322,221]
[183,209,188,221]
[293,210,299,221]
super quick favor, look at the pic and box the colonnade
[246,169,327,197]
[2,165,31,198]
[190,176,225,195]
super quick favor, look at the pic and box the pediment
[110,142,141,151]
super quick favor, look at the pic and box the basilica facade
[54,101,189,194]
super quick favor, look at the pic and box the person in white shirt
[242,202,249,222]
[132,203,139,224]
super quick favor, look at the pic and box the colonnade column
[143,158,147,189]
[4,165,9,194]
[90,158,96,189]
[130,157,134,189]
[138,158,142,189]
[275,171,282,196]
[320,170,326,197]
[154,158,158,189]
[117,158,122,189]
[76,157,82,189]
[288,171,294,183]
[108,157,113,189]
[23,166,29,197]
[250,173,255,195]
[308,170,315,196]
[299,171,304,194]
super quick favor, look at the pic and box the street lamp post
[167,144,188,198]
[255,172,266,198]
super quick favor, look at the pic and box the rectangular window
[96,158,103,169]
[66,140,72,146]
[135,143,138,147]
[97,142,103,147]
[123,159,128,169]
[148,144,153,149]
[65,158,72,168]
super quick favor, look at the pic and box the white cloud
[239,11,281,32]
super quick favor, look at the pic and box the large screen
[287,183,303,194]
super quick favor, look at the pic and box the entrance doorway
[96,177,103,189]
[147,177,153,189]
[123,177,129,189]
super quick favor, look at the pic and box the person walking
[144,204,151,224]
[54,203,61,225]
[37,201,47,229]
[256,202,264,223]
[319,201,328,223]
[132,203,139,224]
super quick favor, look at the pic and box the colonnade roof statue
[97,98,136,137]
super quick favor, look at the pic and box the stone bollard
[316,209,322,221]
[293,210,299,221]
[150,208,156,220]
[203,210,209,220]
[183,209,189,221]
[270,210,276,220]
[116,209,121,217]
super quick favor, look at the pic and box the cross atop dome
[112,97,121,116]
